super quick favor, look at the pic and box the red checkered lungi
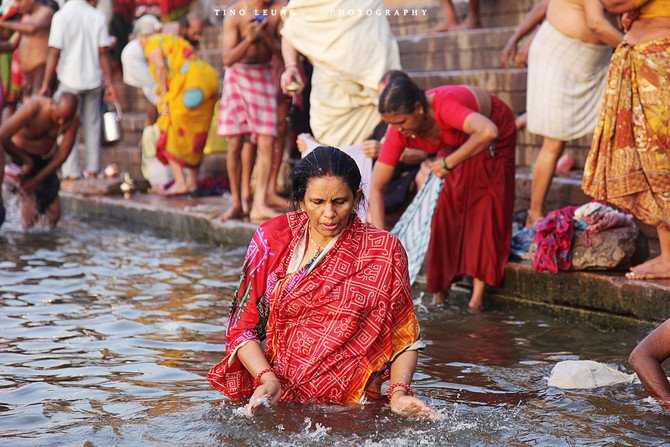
[218,63,277,137]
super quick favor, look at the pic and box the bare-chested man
[218,0,284,223]
[507,0,622,227]
[0,0,54,97]
[0,93,79,230]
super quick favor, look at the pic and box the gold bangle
[441,157,452,171]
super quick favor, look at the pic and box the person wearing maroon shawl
[209,146,437,420]
[369,76,516,311]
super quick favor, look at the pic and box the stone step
[398,27,515,71]
[514,167,589,213]
[410,68,527,113]
[516,130,593,170]
[388,0,535,36]
[94,143,228,182]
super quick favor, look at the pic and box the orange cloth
[640,0,670,18]
[583,37,670,226]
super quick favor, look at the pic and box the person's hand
[361,140,380,159]
[105,84,120,105]
[390,392,440,421]
[246,19,267,43]
[280,65,303,96]
[430,157,450,178]
[39,84,52,97]
[245,376,281,416]
[621,9,640,32]
[514,39,531,68]
[500,39,517,68]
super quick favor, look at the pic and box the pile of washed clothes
[511,202,639,273]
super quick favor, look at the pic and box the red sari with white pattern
[208,211,420,404]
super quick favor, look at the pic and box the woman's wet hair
[292,146,362,207]
[379,76,428,115]
[379,69,411,86]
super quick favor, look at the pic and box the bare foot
[160,182,195,196]
[267,193,290,209]
[555,151,575,177]
[249,205,280,224]
[468,300,485,312]
[515,114,527,130]
[626,256,670,280]
[430,292,446,307]
[454,15,479,30]
[430,19,459,33]
[526,210,543,229]
[218,205,247,223]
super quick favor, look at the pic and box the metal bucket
[102,102,122,145]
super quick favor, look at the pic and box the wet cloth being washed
[218,63,277,138]
[208,211,420,404]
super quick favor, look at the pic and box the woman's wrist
[387,382,413,400]
[254,367,279,387]
[441,156,453,172]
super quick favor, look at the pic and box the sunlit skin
[299,175,358,251]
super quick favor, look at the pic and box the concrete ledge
[60,192,670,324]
[60,192,256,246]
[499,262,670,323]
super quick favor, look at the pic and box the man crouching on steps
[0,93,79,230]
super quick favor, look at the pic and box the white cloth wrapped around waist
[526,20,612,141]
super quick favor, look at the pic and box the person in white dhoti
[521,0,622,227]
[278,0,400,149]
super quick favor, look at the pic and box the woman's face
[382,104,426,138]
[300,175,357,242]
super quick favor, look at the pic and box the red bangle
[386,382,413,399]
[254,367,275,387]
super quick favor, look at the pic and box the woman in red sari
[369,76,516,311]
[209,146,436,419]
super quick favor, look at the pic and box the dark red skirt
[426,96,516,292]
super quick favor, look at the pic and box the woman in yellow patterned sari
[583,0,670,279]
[138,22,219,195]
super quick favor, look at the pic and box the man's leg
[45,198,60,229]
[19,191,38,230]
[431,0,460,32]
[81,87,103,177]
[626,224,670,280]
[527,136,565,227]
[240,140,256,215]
[250,134,279,223]
[60,90,84,180]
[461,0,480,29]
[267,99,290,209]
[220,134,245,221]
[0,148,5,227]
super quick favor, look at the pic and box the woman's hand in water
[245,377,281,416]
[390,392,440,421]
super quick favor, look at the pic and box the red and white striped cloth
[218,63,277,137]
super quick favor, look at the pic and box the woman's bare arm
[628,319,670,410]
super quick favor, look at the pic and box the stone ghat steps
[94,142,227,181]
[398,26,516,71]
[388,0,536,36]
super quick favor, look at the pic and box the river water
[0,218,668,446]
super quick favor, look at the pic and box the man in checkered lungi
[218,0,283,223]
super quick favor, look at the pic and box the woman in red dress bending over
[369,76,516,311]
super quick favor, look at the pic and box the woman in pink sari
[209,146,437,419]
